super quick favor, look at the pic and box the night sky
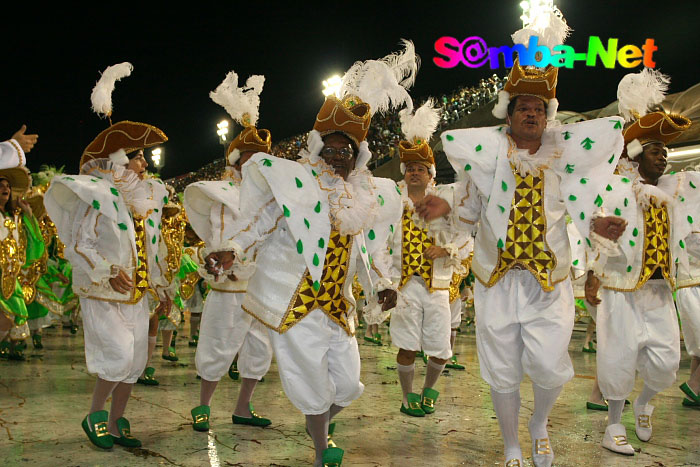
[4,0,698,179]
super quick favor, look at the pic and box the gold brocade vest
[400,208,434,290]
[281,230,353,335]
[1,211,26,300]
[488,166,556,291]
[130,216,150,304]
[180,243,204,300]
[162,212,186,284]
[637,204,671,287]
[448,257,472,302]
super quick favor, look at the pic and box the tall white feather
[339,39,419,115]
[210,71,265,127]
[399,98,441,143]
[512,8,571,50]
[90,62,133,118]
[617,68,670,122]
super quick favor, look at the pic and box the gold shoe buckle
[94,422,109,438]
[408,401,422,411]
[121,427,135,439]
[195,414,209,424]
[505,460,521,467]
[422,397,435,408]
[638,414,651,428]
[535,438,551,455]
[613,435,628,446]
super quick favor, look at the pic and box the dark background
[3,0,698,178]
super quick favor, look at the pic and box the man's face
[127,149,148,179]
[320,133,357,180]
[507,95,547,143]
[0,179,10,207]
[404,162,431,190]
[233,151,256,172]
[637,142,667,184]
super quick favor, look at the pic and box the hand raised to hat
[17,198,32,216]
[11,125,38,153]
[415,195,451,221]
[584,270,601,306]
[378,289,397,312]
[592,216,627,241]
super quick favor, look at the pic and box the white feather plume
[91,62,133,118]
[512,7,571,50]
[210,71,265,127]
[339,39,419,115]
[399,98,441,143]
[617,68,670,122]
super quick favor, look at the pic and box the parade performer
[44,62,172,450]
[203,42,417,466]
[584,68,697,455]
[185,70,274,431]
[415,8,626,465]
[389,98,472,417]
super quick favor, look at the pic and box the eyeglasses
[320,146,354,160]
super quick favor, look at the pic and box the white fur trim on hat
[400,162,436,178]
[492,90,511,119]
[546,97,559,121]
[108,149,129,166]
[355,141,371,169]
[627,138,643,160]
[228,148,240,166]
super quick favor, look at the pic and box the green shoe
[70,323,78,334]
[8,343,25,361]
[400,393,425,417]
[232,403,271,427]
[682,397,700,408]
[322,446,344,466]
[111,417,141,447]
[229,362,239,381]
[0,342,8,359]
[680,382,700,404]
[191,405,210,431]
[32,334,43,349]
[586,401,608,411]
[363,335,375,344]
[422,353,428,364]
[373,333,382,346]
[188,333,199,347]
[445,355,465,370]
[415,350,424,358]
[582,342,596,353]
[81,410,113,449]
[421,387,439,414]
[162,346,179,362]
[137,367,159,386]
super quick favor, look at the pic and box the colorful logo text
[434,36,658,69]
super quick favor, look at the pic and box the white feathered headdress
[617,68,671,159]
[338,39,419,115]
[90,62,133,122]
[209,71,265,128]
[398,98,441,178]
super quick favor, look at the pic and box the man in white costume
[45,63,172,450]
[185,71,273,431]
[414,8,626,466]
[204,43,416,466]
[389,98,473,417]
[585,68,698,456]
[0,125,37,169]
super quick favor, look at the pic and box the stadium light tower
[519,0,554,27]
[151,147,163,174]
[322,75,342,97]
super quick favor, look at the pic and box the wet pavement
[1,321,699,466]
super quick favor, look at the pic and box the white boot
[505,458,523,467]
[528,419,553,467]
[633,401,654,442]
[601,423,635,455]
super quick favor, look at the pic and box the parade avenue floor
[1,321,699,466]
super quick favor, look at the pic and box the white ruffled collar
[298,157,379,236]
[80,159,158,217]
[506,130,562,177]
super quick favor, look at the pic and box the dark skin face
[233,151,256,173]
[0,179,10,211]
[127,149,148,180]
[506,95,547,150]
[636,142,667,185]
[320,133,357,180]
